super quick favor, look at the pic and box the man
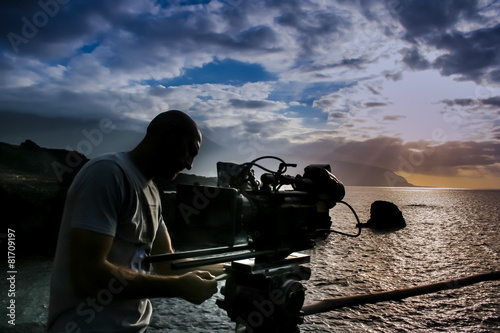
[48,110,218,332]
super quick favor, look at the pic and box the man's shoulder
[72,153,127,184]
[83,152,128,171]
[89,152,124,164]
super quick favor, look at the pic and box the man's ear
[157,130,184,154]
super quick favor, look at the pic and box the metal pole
[143,244,251,264]
[302,270,500,316]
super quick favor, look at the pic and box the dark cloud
[336,58,365,69]
[274,2,350,57]
[383,115,405,121]
[364,102,388,108]
[239,117,290,139]
[395,0,480,39]
[301,57,366,73]
[0,0,278,73]
[414,140,500,175]
[441,98,476,107]
[441,97,500,108]
[242,120,265,134]
[235,25,278,49]
[489,69,500,83]
[328,112,348,120]
[383,71,403,81]
[1,0,116,57]
[387,0,500,83]
[366,85,381,95]
[229,99,275,109]
[482,96,500,107]
[402,47,430,70]
[432,24,500,82]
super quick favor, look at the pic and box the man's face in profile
[155,130,201,180]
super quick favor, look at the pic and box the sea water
[2,187,499,332]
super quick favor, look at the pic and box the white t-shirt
[48,152,166,333]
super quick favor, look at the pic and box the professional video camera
[145,156,361,333]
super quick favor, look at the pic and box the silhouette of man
[48,110,218,332]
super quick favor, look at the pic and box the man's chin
[166,171,180,181]
[154,171,179,182]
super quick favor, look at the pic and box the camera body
[173,159,345,260]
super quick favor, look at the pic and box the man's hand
[175,271,218,305]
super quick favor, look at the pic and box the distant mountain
[329,160,414,187]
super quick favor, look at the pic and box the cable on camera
[317,200,362,238]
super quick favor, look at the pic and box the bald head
[129,110,202,180]
[147,110,201,141]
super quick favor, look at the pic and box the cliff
[0,140,88,256]
[329,160,414,187]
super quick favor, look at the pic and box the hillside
[0,140,88,256]
[329,160,414,187]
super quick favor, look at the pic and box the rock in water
[363,200,406,229]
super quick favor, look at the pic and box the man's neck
[127,149,154,181]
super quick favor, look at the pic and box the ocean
[2,186,499,332]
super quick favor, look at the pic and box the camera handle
[143,245,298,270]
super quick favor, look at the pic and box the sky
[1,0,500,188]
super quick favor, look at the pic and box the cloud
[273,2,350,57]
[382,115,405,121]
[440,96,500,110]
[388,0,500,83]
[364,102,388,108]
[1,0,117,58]
[289,135,500,179]
[1,0,282,79]
[1,0,499,187]
[402,47,430,70]
[432,24,500,83]
[328,112,348,120]
[441,98,476,107]
[229,98,277,109]
[482,96,500,107]
[395,0,480,39]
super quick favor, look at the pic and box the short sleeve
[65,160,125,237]
[156,218,167,237]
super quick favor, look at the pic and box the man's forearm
[73,260,183,300]
[69,228,217,305]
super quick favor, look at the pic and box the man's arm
[70,228,217,305]
[151,226,226,277]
